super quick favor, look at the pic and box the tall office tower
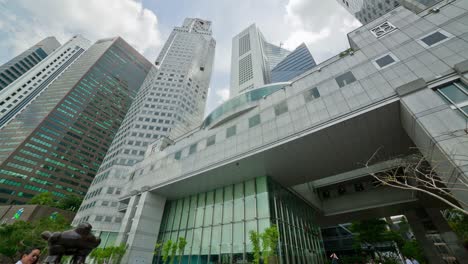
[230,24,290,97]
[337,0,443,24]
[337,0,400,24]
[0,37,60,91]
[0,35,91,128]
[72,18,215,243]
[271,43,316,83]
[0,37,152,205]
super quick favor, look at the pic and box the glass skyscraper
[0,35,91,128]
[271,43,316,83]
[73,18,216,240]
[0,37,152,205]
[230,24,291,97]
[0,37,60,91]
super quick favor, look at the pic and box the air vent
[370,21,397,38]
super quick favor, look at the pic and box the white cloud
[0,0,162,60]
[282,0,361,62]
[215,88,230,104]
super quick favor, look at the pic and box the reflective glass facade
[271,43,316,83]
[0,38,152,204]
[0,37,60,91]
[155,177,325,264]
[202,82,290,128]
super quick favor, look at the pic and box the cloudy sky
[0,0,360,114]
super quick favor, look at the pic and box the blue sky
[0,0,360,115]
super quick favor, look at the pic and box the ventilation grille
[370,21,397,38]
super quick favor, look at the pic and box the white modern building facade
[110,1,468,263]
[0,36,60,91]
[0,35,91,129]
[230,24,291,97]
[73,18,216,245]
[337,0,444,24]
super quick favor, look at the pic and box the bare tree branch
[366,149,468,215]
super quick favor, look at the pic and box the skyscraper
[230,24,290,97]
[0,37,152,205]
[337,0,400,24]
[0,35,91,128]
[0,37,60,91]
[337,0,443,24]
[72,18,216,243]
[271,43,316,83]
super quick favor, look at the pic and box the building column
[425,208,468,262]
[118,191,166,264]
[405,210,445,264]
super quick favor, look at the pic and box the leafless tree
[366,147,468,215]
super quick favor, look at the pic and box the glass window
[233,222,244,255]
[221,224,232,254]
[223,185,233,223]
[174,151,182,160]
[201,227,212,255]
[204,191,214,226]
[436,81,468,117]
[375,55,395,67]
[214,188,223,225]
[373,53,399,70]
[257,192,270,219]
[226,125,237,138]
[248,114,261,128]
[304,87,320,102]
[185,229,193,255]
[189,143,197,155]
[211,225,221,254]
[420,31,449,47]
[335,71,356,88]
[187,195,198,228]
[180,197,190,230]
[206,135,216,147]
[274,101,289,116]
[195,193,205,227]
[192,228,202,255]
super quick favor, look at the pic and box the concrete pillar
[405,210,445,264]
[425,208,468,262]
[116,194,139,245]
[119,191,166,264]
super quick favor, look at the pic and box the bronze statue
[41,222,101,264]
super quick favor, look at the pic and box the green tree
[401,240,426,264]
[350,219,404,261]
[170,240,177,264]
[249,230,261,264]
[110,244,127,264]
[0,213,69,261]
[162,240,173,264]
[56,195,83,212]
[28,192,55,206]
[177,237,187,263]
[447,209,468,247]
[261,225,280,264]
[0,221,33,262]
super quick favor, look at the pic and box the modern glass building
[0,37,152,205]
[0,37,60,91]
[73,18,216,238]
[0,35,91,128]
[154,177,325,264]
[230,25,317,97]
[271,43,316,83]
[230,24,291,97]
